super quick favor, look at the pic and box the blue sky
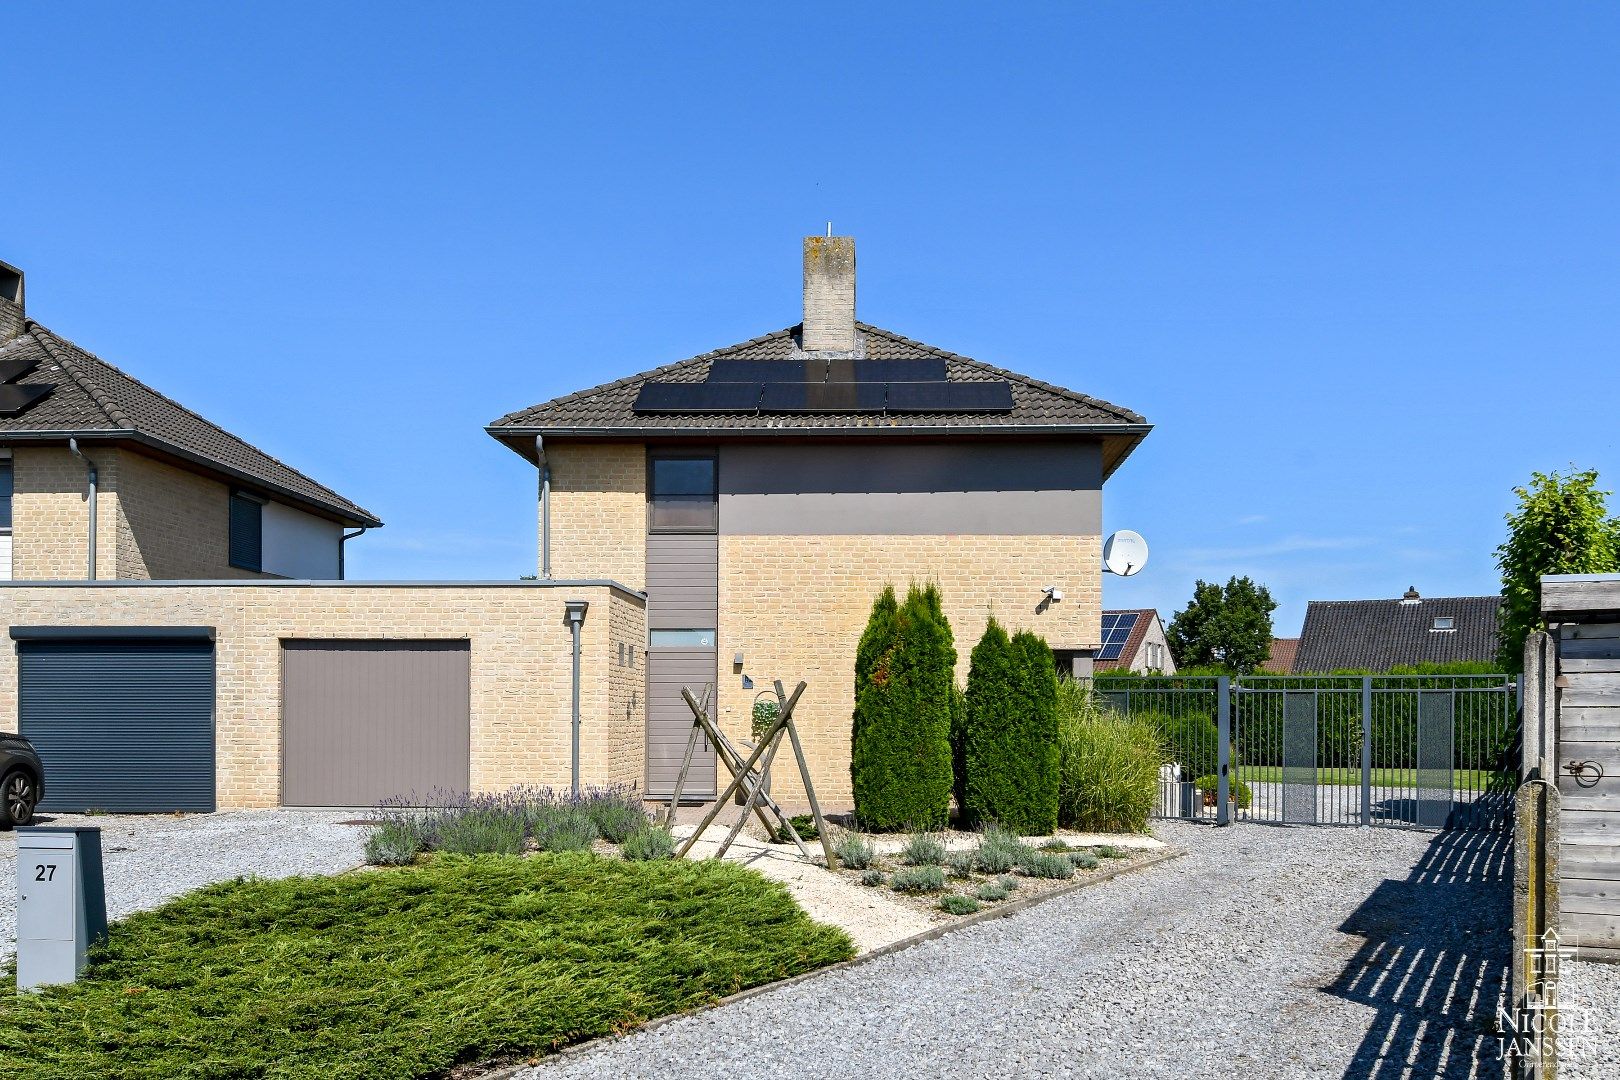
[7,4,1619,634]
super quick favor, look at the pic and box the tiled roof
[1095,608,1158,671]
[1260,637,1300,674]
[1292,595,1503,673]
[488,323,1149,473]
[0,320,379,526]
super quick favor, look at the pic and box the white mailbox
[15,826,107,992]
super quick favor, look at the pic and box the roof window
[1431,616,1455,631]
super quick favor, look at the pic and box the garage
[14,627,217,813]
[281,639,470,807]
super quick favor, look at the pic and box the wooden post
[703,718,811,859]
[663,685,711,830]
[675,682,805,859]
[775,679,840,870]
[713,725,787,860]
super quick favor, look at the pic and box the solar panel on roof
[0,382,53,418]
[829,359,948,382]
[1096,612,1140,661]
[885,381,1014,413]
[632,381,762,414]
[759,381,886,413]
[708,358,815,382]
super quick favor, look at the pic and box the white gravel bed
[1,810,365,962]
[519,821,1520,1079]
[1561,959,1620,1080]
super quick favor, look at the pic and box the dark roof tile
[1292,595,1502,673]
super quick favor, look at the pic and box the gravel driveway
[520,821,1519,1079]
[1,810,365,962]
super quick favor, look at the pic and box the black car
[1,732,43,828]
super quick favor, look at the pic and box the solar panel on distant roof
[1097,612,1140,661]
[632,381,762,413]
[885,381,1013,413]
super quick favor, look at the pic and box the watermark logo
[1498,929,1593,1067]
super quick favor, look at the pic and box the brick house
[486,236,1151,808]
[0,259,379,580]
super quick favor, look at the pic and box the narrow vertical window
[0,457,12,532]
[229,491,263,571]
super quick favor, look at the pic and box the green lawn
[0,854,854,1080]
[1232,766,1495,788]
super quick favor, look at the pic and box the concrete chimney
[801,236,856,352]
[0,261,24,343]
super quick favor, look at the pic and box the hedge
[961,619,1059,834]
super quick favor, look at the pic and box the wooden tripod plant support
[668,679,839,870]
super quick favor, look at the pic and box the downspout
[564,601,589,795]
[66,438,97,580]
[536,435,551,578]
[339,526,368,580]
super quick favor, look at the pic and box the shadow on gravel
[1324,828,1511,1080]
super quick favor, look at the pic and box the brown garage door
[281,639,470,807]
[645,646,717,798]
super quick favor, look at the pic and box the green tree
[961,619,1060,834]
[1166,576,1277,674]
[1495,468,1620,670]
[850,583,956,830]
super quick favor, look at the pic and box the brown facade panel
[644,646,717,798]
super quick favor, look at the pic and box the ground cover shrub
[945,849,977,878]
[0,856,854,1077]
[889,866,947,893]
[1193,775,1253,810]
[364,820,424,866]
[939,894,980,915]
[1068,852,1098,870]
[851,584,956,831]
[620,826,675,861]
[1092,845,1126,859]
[1039,839,1071,852]
[961,619,1060,834]
[1056,689,1160,833]
[975,881,1009,902]
[860,869,886,887]
[972,844,1017,875]
[832,833,875,870]
[997,874,1020,892]
[901,832,948,866]
[1018,853,1075,880]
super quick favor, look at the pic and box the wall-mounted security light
[733,651,745,670]
[1043,586,1064,602]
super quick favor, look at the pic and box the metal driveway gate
[1096,674,1517,831]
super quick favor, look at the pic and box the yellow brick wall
[716,534,1102,809]
[544,442,645,589]
[8,446,271,580]
[0,584,646,808]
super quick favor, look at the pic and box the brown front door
[644,646,717,799]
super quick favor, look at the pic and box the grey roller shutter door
[19,638,217,813]
[645,647,717,798]
[281,640,470,807]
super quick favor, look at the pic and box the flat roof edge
[0,579,648,602]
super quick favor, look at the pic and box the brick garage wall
[717,534,1101,809]
[8,446,122,579]
[0,582,646,808]
[544,442,646,589]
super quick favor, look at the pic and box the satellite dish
[1103,530,1149,577]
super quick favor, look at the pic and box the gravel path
[519,821,1520,1079]
[1,810,365,962]
[1561,959,1620,1080]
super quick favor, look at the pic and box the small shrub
[901,832,948,866]
[974,881,1009,902]
[939,894,981,915]
[1019,853,1075,880]
[437,809,525,855]
[890,866,947,893]
[1194,775,1253,810]
[1093,845,1127,859]
[364,820,423,866]
[972,844,1017,875]
[789,814,820,840]
[1068,851,1099,870]
[997,874,1020,891]
[1056,693,1161,833]
[1039,839,1071,852]
[576,786,649,843]
[620,826,675,861]
[535,805,599,853]
[833,833,875,870]
[860,869,886,887]
[1144,710,1220,781]
[945,849,977,878]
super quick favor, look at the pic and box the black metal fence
[1094,674,1519,832]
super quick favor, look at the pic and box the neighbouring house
[1260,637,1299,674]
[1094,609,1177,674]
[0,260,379,580]
[1291,587,1504,673]
[1,260,646,814]
[486,236,1150,808]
